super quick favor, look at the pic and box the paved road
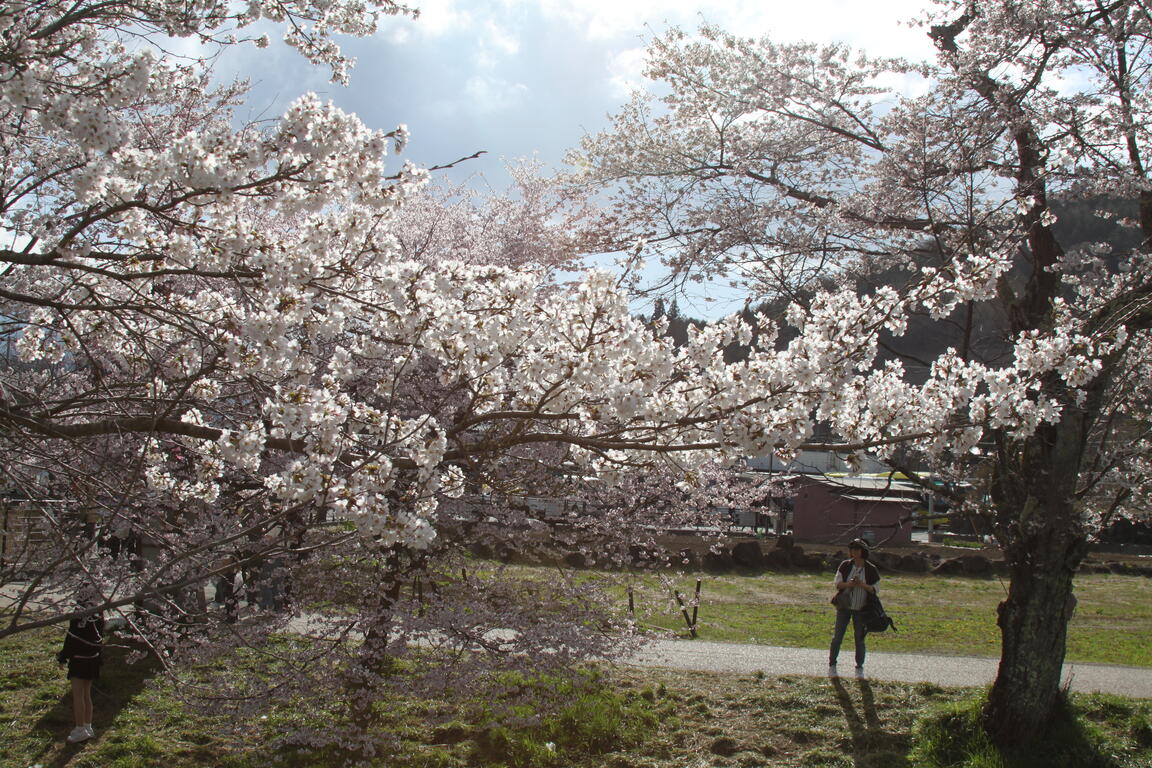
[624,639,1152,699]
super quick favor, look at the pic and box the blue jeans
[829,608,867,666]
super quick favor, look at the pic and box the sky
[220,0,940,179]
[211,0,943,315]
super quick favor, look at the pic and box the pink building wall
[791,477,916,545]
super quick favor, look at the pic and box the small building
[790,474,920,546]
[1,497,75,571]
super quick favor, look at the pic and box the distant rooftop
[745,450,893,475]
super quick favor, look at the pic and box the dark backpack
[862,593,897,634]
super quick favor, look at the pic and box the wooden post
[673,588,697,639]
[691,579,702,628]
[0,500,8,570]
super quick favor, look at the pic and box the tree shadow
[33,636,162,767]
[829,674,909,766]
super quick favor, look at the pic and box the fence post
[673,587,697,639]
[691,579,701,629]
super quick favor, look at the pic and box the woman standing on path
[829,538,879,673]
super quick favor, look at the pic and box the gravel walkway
[625,638,1152,699]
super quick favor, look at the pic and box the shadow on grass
[33,636,162,767]
[830,674,912,767]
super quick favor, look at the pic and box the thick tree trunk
[984,417,1090,746]
[984,527,1082,743]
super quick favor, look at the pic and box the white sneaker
[66,725,91,744]
[85,724,96,739]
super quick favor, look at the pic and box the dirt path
[625,638,1152,698]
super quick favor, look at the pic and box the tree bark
[984,415,1090,745]
[984,528,1082,742]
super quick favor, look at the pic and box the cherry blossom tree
[570,0,1152,747]
[394,159,594,272]
[0,1,850,753]
[1,0,425,644]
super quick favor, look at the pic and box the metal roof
[839,493,921,504]
[810,475,921,492]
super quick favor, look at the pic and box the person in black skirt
[57,588,104,744]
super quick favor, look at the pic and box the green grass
[0,626,660,768]
[621,571,1152,666]
[0,626,252,768]
[5,565,1151,767]
[467,671,660,768]
[3,621,1150,768]
[910,691,1152,768]
[308,555,1152,666]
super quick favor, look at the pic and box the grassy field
[3,568,1151,767]
[3,623,1151,768]
[621,570,1152,667]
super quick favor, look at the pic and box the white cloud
[406,0,474,35]
[383,25,412,44]
[484,19,522,56]
[526,0,935,59]
[204,1,944,187]
[385,2,940,112]
[606,46,649,99]
[871,69,934,100]
[709,0,934,56]
[464,76,531,112]
[533,0,685,39]
[385,2,522,72]
[472,19,521,72]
